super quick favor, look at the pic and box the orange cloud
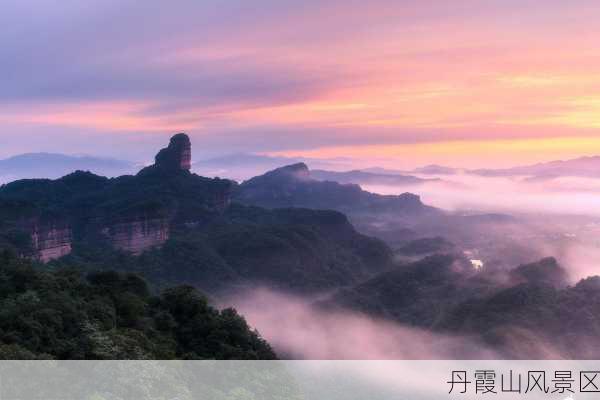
[269,137,600,169]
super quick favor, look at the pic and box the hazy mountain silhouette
[310,169,437,186]
[0,153,136,181]
[193,153,351,180]
[235,163,438,216]
[471,155,600,179]
[411,164,460,175]
[368,156,600,180]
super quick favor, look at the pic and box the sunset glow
[6,1,600,364]
[2,0,600,166]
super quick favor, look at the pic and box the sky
[2,0,600,168]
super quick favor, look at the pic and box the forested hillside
[0,250,275,359]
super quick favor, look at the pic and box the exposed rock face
[30,223,72,262]
[105,218,169,255]
[0,132,233,259]
[155,133,191,171]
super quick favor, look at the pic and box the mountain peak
[155,133,191,171]
[268,162,310,180]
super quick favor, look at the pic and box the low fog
[361,172,600,281]
[220,171,600,359]
[223,289,496,359]
[222,289,570,360]
[364,173,600,216]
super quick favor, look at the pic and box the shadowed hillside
[0,251,275,359]
[0,134,393,295]
[235,163,438,216]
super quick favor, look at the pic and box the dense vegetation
[12,134,593,359]
[438,275,600,358]
[50,203,392,295]
[327,254,496,327]
[328,255,600,358]
[0,167,232,227]
[0,163,392,295]
[0,135,401,361]
[0,250,275,360]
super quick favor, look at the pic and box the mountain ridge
[0,134,394,296]
[0,153,137,181]
[235,163,438,216]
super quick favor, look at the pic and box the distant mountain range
[361,165,461,176]
[310,169,437,186]
[193,153,353,181]
[194,153,444,187]
[0,153,137,181]
[234,162,438,216]
[470,155,600,179]
[4,151,600,188]
[406,156,600,180]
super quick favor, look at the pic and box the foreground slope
[0,251,275,359]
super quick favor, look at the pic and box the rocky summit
[0,133,232,260]
[154,133,192,172]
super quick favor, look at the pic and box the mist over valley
[3,136,600,359]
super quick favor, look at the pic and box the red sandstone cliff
[29,222,72,262]
[103,218,169,255]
